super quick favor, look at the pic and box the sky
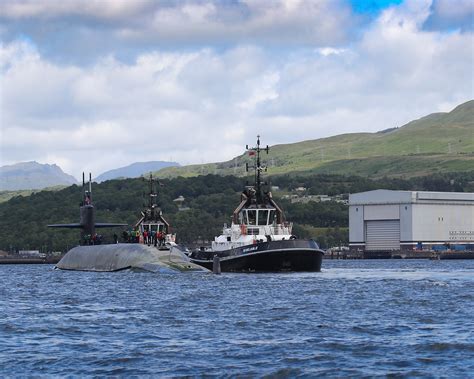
[0,0,473,179]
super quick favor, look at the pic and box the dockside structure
[349,190,474,254]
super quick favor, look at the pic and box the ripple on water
[1,261,474,376]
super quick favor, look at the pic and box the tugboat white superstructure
[190,136,324,272]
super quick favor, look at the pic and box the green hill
[0,185,69,204]
[155,100,474,179]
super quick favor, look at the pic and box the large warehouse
[349,190,474,253]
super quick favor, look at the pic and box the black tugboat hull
[190,240,324,272]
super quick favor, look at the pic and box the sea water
[1,260,473,377]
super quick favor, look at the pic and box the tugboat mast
[144,173,160,220]
[147,173,158,207]
[246,135,269,203]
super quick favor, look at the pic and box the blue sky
[350,0,402,13]
[0,0,473,177]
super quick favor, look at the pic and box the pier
[324,249,474,260]
[0,256,62,264]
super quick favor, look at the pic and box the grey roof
[349,189,474,205]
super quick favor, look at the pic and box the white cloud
[424,0,474,31]
[0,0,473,178]
[237,71,280,111]
[1,0,355,58]
[0,0,153,20]
[317,47,347,56]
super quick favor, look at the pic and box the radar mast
[246,135,269,204]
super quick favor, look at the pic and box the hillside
[0,185,68,203]
[0,162,78,191]
[155,100,474,179]
[95,161,180,182]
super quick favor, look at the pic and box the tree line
[0,171,472,252]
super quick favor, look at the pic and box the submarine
[49,173,207,273]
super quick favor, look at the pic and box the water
[1,260,473,377]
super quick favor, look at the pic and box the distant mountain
[155,100,474,179]
[95,161,180,182]
[0,162,78,191]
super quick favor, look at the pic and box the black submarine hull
[190,239,324,272]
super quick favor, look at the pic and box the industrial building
[349,190,474,254]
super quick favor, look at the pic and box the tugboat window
[258,210,269,225]
[268,210,276,225]
[247,210,257,225]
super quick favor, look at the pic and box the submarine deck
[56,243,208,273]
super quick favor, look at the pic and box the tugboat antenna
[246,135,269,202]
[149,173,153,208]
[146,173,160,208]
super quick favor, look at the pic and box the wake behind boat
[189,136,324,272]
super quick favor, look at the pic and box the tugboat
[133,173,177,249]
[189,136,324,272]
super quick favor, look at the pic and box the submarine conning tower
[80,173,95,237]
[48,172,127,243]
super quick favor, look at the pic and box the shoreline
[0,257,61,264]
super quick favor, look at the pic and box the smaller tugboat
[189,136,324,272]
[132,173,177,249]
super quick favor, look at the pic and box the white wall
[412,203,474,243]
[400,203,413,242]
[364,205,399,220]
[349,205,364,243]
[349,190,474,247]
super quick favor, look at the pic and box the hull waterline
[190,240,324,272]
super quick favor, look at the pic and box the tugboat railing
[225,223,293,237]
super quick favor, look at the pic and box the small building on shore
[349,190,474,254]
[18,250,43,258]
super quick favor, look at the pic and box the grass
[0,185,68,204]
[155,100,474,179]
